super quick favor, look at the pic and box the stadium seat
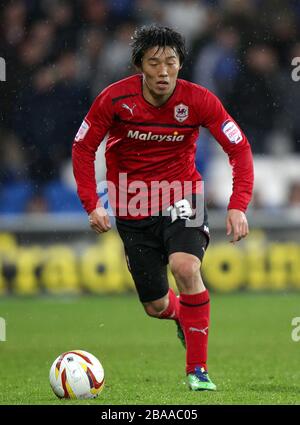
[43,180,83,213]
[0,182,34,214]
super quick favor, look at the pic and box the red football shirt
[72,74,254,218]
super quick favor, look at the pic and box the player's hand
[226,209,249,244]
[89,207,111,234]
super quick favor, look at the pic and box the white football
[49,350,105,399]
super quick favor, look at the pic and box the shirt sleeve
[200,88,254,212]
[72,88,114,214]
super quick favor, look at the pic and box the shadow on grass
[247,383,300,394]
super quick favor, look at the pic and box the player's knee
[143,298,169,318]
[170,257,200,285]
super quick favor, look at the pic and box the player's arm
[200,89,254,243]
[72,89,113,234]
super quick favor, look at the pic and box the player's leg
[124,246,181,322]
[116,218,179,321]
[165,219,216,391]
[170,253,216,391]
[143,287,179,320]
[125,248,180,322]
[142,289,184,349]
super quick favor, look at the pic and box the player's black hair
[131,25,186,67]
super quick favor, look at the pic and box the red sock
[179,289,210,374]
[158,288,179,321]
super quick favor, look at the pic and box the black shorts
[116,200,210,303]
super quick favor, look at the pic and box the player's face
[140,46,181,105]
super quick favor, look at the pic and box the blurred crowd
[1,0,300,214]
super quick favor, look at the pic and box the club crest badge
[174,103,189,123]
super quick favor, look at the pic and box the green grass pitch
[0,293,300,405]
